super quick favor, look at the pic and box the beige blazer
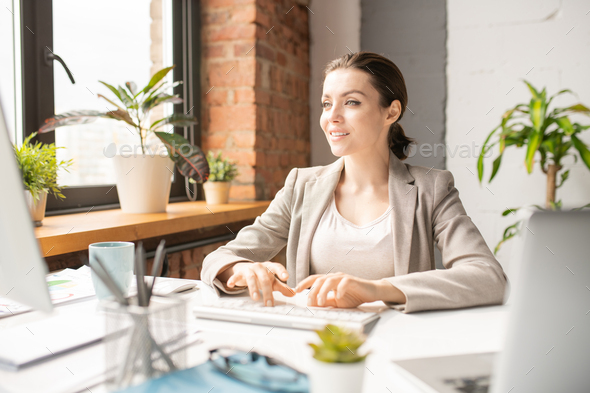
[201,150,508,313]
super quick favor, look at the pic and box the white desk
[0,281,509,393]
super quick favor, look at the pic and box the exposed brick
[255,42,275,61]
[204,89,228,105]
[204,44,226,58]
[208,59,257,87]
[207,24,257,42]
[204,11,229,25]
[204,133,229,149]
[235,165,255,183]
[225,150,256,166]
[202,0,255,8]
[231,5,256,23]
[277,51,287,66]
[209,105,256,132]
[183,267,201,280]
[229,184,257,200]
[234,42,256,57]
[232,131,256,148]
[234,88,255,103]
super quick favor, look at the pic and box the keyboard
[193,298,380,332]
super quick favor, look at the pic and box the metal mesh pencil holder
[100,296,187,391]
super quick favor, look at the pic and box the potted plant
[478,80,590,253]
[13,132,73,226]
[201,151,239,204]
[38,65,209,214]
[307,324,369,393]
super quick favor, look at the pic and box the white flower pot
[24,190,48,227]
[113,154,173,214]
[308,358,366,393]
[203,181,231,204]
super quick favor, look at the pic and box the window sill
[35,201,270,257]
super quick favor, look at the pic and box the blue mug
[89,242,135,300]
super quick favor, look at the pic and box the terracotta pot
[203,181,231,204]
[113,154,173,213]
[24,190,48,227]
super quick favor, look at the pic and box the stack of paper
[0,265,96,318]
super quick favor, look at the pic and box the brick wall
[201,0,311,201]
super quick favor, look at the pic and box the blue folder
[115,360,309,393]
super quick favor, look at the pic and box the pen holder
[100,296,187,391]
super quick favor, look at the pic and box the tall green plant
[38,65,209,183]
[14,132,73,201]
[478,80,590,253]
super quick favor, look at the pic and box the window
[19,0,201,213]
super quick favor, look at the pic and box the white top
[309,193,395,280]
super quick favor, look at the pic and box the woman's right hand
[225,262,295,306]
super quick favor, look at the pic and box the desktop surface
[0,280,508,393]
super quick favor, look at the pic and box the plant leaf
[98,81,123,103]
[155,131,209,182]
[477,126,500,183]
[524,131,542,173]
[97,94,124,111]
[572,203,590,211]
[125,81,137,96]
[502,207,520,217]
[555,117,574,135]
[489,154,503,182]
[522,80,540,99]
[150,114,198,130]
[104,109,138,128]
[571,134,590,171]
[38,110,105,133]
[142,65,175,94]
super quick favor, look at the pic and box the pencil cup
[100,296,187,390]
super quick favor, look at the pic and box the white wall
[308,0,361,167]
[446,0,590,273]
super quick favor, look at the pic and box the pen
[135,242,148,307]
[147,239,166,305]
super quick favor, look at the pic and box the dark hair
[323,51,415,160]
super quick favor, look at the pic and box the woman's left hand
[295,273,392,308]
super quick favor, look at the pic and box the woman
[201,52,507,313]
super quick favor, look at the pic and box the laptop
[391,210,590,392]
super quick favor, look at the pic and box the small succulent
[205,151,239,182]
[13,132,73,201]
[308,324,369,363]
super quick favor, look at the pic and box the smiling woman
[201,51,508,314]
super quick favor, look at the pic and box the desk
[0,281,509,393]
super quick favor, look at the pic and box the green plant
[205,151,239,182]
[13,132,73,201]
[478,80,590,253]
[37,65,209,183]
[308,324,368,363]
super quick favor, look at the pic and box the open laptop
[391,210,590,392]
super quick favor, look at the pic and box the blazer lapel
[294,151,417,284]
[295,158,344,284]
[387,150,417,276]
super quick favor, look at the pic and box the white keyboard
[193,298,380,331]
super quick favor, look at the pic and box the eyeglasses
[209,347,309,392]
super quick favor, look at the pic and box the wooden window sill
[35,201,270,257]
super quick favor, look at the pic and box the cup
[89,241,135,300]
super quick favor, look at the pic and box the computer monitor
[0,98,53,313]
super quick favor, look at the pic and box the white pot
[113,154,173,214]
[24,190,48,227]
[308,358,366,393]
[203,181,231,204]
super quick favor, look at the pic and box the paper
[0,265,96,318]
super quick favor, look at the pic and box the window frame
[20,0,202,214]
